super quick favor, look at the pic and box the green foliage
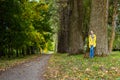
[113,26,120,50]
[108,25,120,50]
[0,0,54,57]
[108,0,120,50]
[82,0,91,37]
[47,41,54,51]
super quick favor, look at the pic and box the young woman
[89,31,96,58]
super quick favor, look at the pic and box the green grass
[0,54,41,71]
[45,52,120,80]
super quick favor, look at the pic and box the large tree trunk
[57,0,69,53]
[68,0,84,54]
[89,0,109,55]
[109,0,118,53]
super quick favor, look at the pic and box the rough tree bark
[89,0,109,55]
[109,0,118,53]
[57,0,69,53]
[68,0,84,54]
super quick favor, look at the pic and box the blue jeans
[90,46,94,58]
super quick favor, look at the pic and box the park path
[0,54,51,80]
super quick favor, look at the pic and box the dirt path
[0,54,51,80]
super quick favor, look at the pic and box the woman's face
[90,31,93,35]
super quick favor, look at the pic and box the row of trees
[57,0,120,55]
[0,0,119,57]
[0,0,53,58]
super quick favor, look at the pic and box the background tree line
[0,0,54,58]
[0,0,120,58]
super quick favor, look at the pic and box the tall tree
[57,0,69,53]
[108,0,118,53]
[89,0,109,55]
[57,0,85,54]
[68,0,84,54]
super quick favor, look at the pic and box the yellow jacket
[89,34,96,48]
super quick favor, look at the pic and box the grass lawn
[45,52,120,80]
[0,54,41,72]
